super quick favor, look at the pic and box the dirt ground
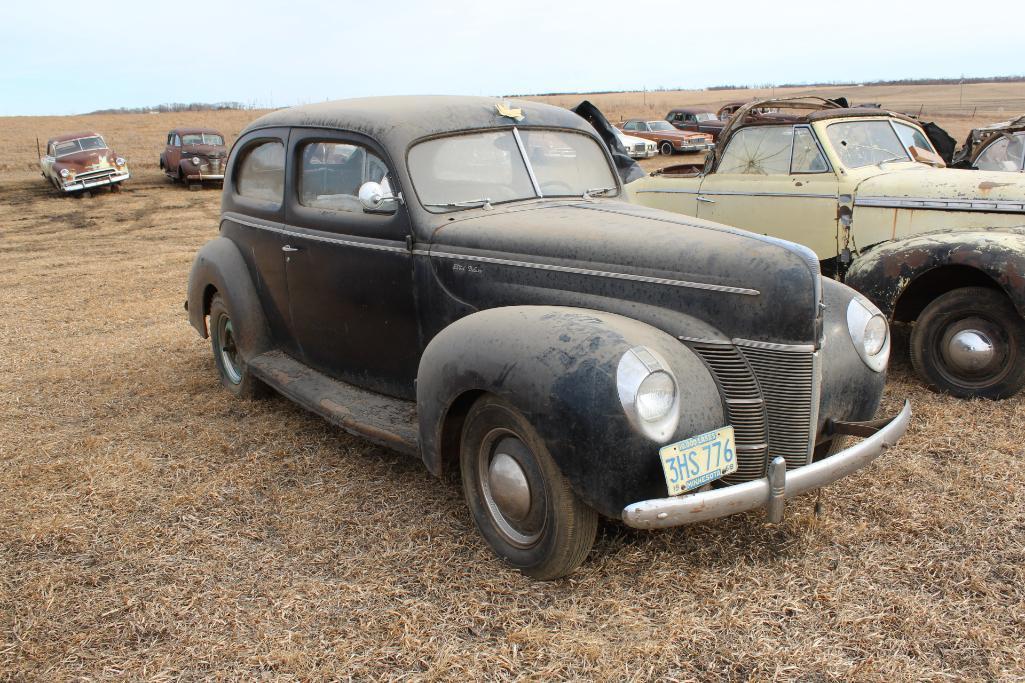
[1,84,1024,680]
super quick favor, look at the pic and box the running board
[248,351,419,456]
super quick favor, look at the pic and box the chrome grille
[76,168,116,181]
[690,341,817,481]
[738,344,816,470]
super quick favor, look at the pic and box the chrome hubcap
[488,452,532,521]
[945,329,996,374]
[218,316,242,384]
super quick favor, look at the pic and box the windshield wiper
[876,156,910,168]
[424,198,493,210]
[583,186,617,199]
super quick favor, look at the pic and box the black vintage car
[186,96,910,579]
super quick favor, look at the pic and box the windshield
[826,120,910,168]
[408,128,617,212]
[54,136,106,157]
[694,112,716,122]
[181,133,224,146]
[648,121,675,131]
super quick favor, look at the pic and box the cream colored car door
[696,125,840,260]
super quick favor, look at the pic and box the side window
[174,134,181,147]
[298,141,390,212]
[685,114,695,122]
[236,140,285,204]
[718,126,794,175]
[893,122,934,155]
[791,127,829,173]
[975,135,1025,172]
[623,122,637,131]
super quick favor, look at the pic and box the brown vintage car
[619,120,713,156]
[665,108,727,140]
[160,127,228,187]
[39,132,130,194]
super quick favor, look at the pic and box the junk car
[951,115,1025,173]
[160,127,229,187]
[616,130,658,159]
[39,132,130,194]
[629,97,1025,399]
[620,119,713,156]
[665,107,726,140]
[186,96,910,579]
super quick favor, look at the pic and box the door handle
[282,245,300,252]
[696,196,716,204]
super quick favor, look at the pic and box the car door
[282,129,420,399]
[697,124,840,260]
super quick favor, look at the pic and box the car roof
[241,95,593,151]
[668,107,713,114]
[171,127,225,136]
[48,131,104,144]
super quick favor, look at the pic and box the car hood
[854,165,1025,202]
[54,149,116,170]
[618,133,653,146]
[426,199,821,345]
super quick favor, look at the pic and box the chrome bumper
[61,170,130,192]
[185,173,225,181]
[622,400,911,529]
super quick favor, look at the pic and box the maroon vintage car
[665,108,727,140]
[160,127,228,187]
[39,132,130,194]
[619,120,714,156]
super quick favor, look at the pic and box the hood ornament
[495,102,524,121]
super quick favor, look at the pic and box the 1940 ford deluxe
[186,96,910,579]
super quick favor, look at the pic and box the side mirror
[358,181,400,213]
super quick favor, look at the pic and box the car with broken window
[186,96,909,580]
[951,115,1025,173]
[160,127,229,187]
[619,119,713,156]
[39,132,130,194]
[628,97,1025,399]
[666,107,727,140]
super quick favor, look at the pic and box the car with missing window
[619,119,713,156]
[39,132,130,194]
[628,97,1025,399]
[186,96,909,579]
[951,115,1025,173]
[160,127,229,187]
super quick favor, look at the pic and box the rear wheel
[910,286,1025,399]
[208,293,265,398]
[659,140,674,156]
[460,395,597,580]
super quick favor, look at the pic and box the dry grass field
[2,83,1024,680]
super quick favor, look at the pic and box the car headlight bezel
[59,168,70,178]
[115,157,126,167]
[192,156,202,166]
[616,346,680,441]
[847,297,890,372]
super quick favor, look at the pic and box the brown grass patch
[1,90,1024,680]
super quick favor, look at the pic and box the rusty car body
[160,127,228,186]
[628,97,1025,399]
[39,132,130,194]
[184,95,908,579]
[619,119,713,156]
[952,115,1025,173]
[665,107,727,140]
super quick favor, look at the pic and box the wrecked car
[952,115,1025,173]
[620,119,713,156]
[666,107,726,140]
[160,127,228,187]
[628,97,1025,399]
[39,132,130,194]
[186,96,909,580]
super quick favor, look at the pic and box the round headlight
[115,157,125,166]
[60,168,70,178]
[192,156,201,165]
[636,371,676,422]
[847,297,890,372]
[617,346,680,441]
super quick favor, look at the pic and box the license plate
[658,426,737,496]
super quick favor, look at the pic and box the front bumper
[184,173,225,181]
[622,399,911,528]
[678,142,714,153]
[60,170,130,192]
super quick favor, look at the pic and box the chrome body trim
[512,127,543,197]
[222,212,410,254]
[621,400,911,529]
[60,169,130,192]
[854,196,1025,213]
[732,337,817,353]
[635,188,837,200]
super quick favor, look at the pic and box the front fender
[846,229,1025,319]
[185,237,271,358]
[417,306,725,518]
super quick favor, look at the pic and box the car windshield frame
[54,136,106,157]
[823,118,937,170]
[407,126,620,213]
[181,133,225,146]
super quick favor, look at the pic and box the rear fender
[416,306,725,518]
[186,237,271,358]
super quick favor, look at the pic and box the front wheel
[659,140,675,156]
[460,395,597,580]
[910,286,1025,399]
[208,293,266,398]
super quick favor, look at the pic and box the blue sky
[1,0,1020,116]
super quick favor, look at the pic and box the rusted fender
[416,305,724,518]
[845,227,1025,319]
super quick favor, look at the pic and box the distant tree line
[87,101,256,115]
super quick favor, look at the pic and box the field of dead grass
[1,86,1024,680]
